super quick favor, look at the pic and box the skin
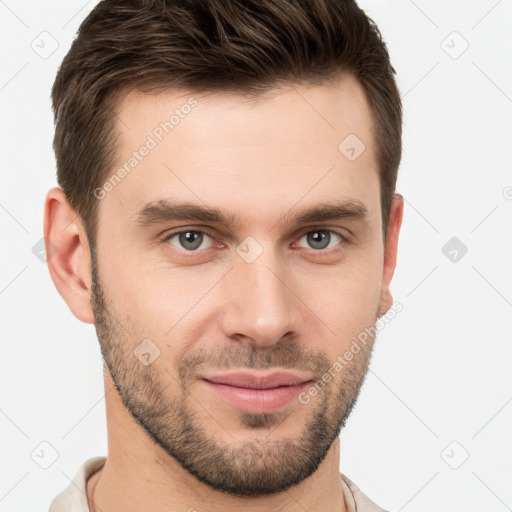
[44,72,403,512]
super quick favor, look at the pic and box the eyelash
[161,228,346,255]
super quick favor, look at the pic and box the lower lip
[201,379,311,414]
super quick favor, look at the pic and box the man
[45,0,403,510]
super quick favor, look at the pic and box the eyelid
[293,228,346,250]
[161,228,217,247]
[295,226,347,238]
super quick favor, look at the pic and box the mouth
[199,370,314,414]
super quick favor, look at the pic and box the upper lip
[201,370,313,389]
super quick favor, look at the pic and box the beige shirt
[49,456,389,512]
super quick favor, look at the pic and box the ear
[378,193,404,317]
[44,187,95,324]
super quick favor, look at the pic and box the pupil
[180,231,202,250]
[308,231,329,250]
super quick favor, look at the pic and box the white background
[1,1,511,511]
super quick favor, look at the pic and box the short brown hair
[52,0,402,246]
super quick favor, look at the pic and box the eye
[164,230,215,251]
[296,229,343,251]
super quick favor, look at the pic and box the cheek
[98,251,221,364]
[304,253,383,348]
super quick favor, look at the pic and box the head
[45,0,403,498]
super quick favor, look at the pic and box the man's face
[91,74,388,496]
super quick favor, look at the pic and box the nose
[220,243,301,348]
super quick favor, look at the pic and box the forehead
[99,75,380,231]
[115,74,374,152]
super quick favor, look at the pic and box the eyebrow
[132,198,369,231]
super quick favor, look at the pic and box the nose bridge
[221,239,296,346]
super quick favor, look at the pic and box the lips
[201,370,313,389]
[199,370,314,413]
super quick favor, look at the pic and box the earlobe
[44,187,95,324]
[378,193,404,317]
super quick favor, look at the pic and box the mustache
[178,339,332,382]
